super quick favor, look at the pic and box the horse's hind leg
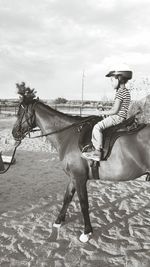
[54,180,76,226]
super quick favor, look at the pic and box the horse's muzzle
[12,126,24,141]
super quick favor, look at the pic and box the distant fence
[0,104,18,116]
[0,103,112,117]
[51,104,111,116]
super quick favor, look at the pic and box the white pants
[92,115,125,151]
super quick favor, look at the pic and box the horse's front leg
[53,180,76,227]
[76,177,93,243]
[146,172,150,181]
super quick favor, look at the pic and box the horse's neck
[35,103,76,130]
[34,102,77,151]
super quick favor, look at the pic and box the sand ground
[0,115,150,267]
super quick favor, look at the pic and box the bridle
[0,101,37,174]
[16,102,37,140]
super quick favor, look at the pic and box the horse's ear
[16,82,37,102]
[16,82,26,96]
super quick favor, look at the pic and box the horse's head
[12,82,37,141]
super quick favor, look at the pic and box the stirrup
[81,144,94,153]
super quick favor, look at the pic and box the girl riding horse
[82,67,132,163]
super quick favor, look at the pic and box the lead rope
[0,140,21,174]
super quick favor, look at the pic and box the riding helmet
[105,70,132,80]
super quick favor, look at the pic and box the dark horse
[12,85,150,243]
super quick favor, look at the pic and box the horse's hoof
[79,232,92,243]
[53,223,61,228]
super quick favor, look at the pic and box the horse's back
[99,124,150,181]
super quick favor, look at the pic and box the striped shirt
[115,88,131,119]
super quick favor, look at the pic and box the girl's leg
[81,115,124,161]
[92,124,103,151]
[92,115,124,150]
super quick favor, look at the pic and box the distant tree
[128,77,150,123]
[54,97,68,104]
[128,77,150,100]
[84,100,91,105]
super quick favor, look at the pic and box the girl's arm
[98,98,122,116]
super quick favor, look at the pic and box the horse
[12,94,150,243]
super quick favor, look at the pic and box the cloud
[0,0,150,99]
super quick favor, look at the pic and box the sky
[1,0,150,100]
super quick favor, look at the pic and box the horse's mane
[35,99,87,122]
[16,82,94,122]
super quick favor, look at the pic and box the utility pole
[81,69,85,115]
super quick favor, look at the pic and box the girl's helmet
[105,64,132,80]
[105,70,132,80]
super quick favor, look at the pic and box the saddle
[79,115,146,161]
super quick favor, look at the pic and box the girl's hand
[96,103,104,111]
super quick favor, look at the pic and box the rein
[0,140,21,174]
[28,116,98,139]
[15,100,100,140]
